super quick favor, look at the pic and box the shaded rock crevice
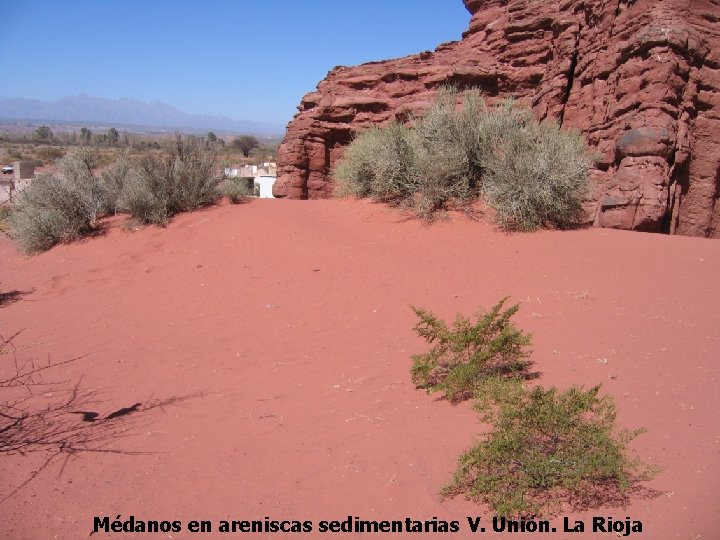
[275,0,720,238]
[558,32,581,127]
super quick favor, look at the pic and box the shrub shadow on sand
[0,332,203,501]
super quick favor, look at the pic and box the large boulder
[275,0,720,237]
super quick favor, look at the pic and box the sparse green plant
[410,298,532,402]
[441,378,659,517]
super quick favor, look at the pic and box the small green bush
[442,379,659,517]
[334,87,594,228]
[220,177,251,204]
[9,149,103,254]
[121,135,223,225]
[410,298,532,402]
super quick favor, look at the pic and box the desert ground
[1,199,718,539]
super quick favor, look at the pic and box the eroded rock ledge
[275,0,720,237]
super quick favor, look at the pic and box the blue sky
[1,1,470,126]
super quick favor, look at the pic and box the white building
[224,165,256,178]
[254,175,276,198]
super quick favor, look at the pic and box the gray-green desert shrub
[9,149,103,253]
[481,118,593,231]
[0,205,11,237]
[334,87,594,228]
[334,122,418,202]
[441,379,659,517]
[120,135,223,225]
[410,298,533,403]
[118,166,171,226]
[409,90,480,215]
[335,88,481,218]
[220,177,251,204]
[8,138,228,252]
[98,150,132,215]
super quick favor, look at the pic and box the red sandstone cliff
[275,0,720,237]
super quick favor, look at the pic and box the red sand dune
[1,199,718,539]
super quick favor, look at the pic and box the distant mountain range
[0,94,285,136]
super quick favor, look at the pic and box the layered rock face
[275,0,720,237]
